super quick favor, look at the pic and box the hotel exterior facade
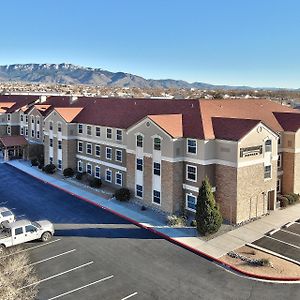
[0,95,299,224]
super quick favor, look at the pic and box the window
[186,165,197,182]
[25,127,28,136]
[58,140,62,150]
[106,147,112,160]
[36,118,40,125]
[136,158,143,171]
[58,159,62,170]
[153,190,161,204]
[77,161,83,173]
[78,141,83,153]
[116,129,122,141]
[277,153,282,168]
[153,162,161,176]
[115,172,122,186]
[20,127,24,135]
[1,211,12,217]
[25,115,28,123]
[50,139,53,147]
[95,126,101,137]
[105,169,112,182]
[116,149,122,162]
[36,131,40,139]
[7,126,11,135]
[57,123,62,132]
[78,124,83,134]
[31,116,34,124]
[106,128,112,139]
[86,143,92,155]
[7,114,11,121]
[15,227,23,235]
[95,166,100,178]
[186,194,197,211]
[136,135,143,147]
[277,179,281,193]
[278,138,281,145]
[265,140,272,152]
[87,125,92,136]
[49,121,53,131]
[86,164,92,175]
[95,145,101,157]
[187,139,197,154]
[31,129,35,138]
[20,114,24,122]
[25,225,37,233]
[264,165,272,179]
[136,184,143,198]
[49,157,53,164]
[154,138,161,151]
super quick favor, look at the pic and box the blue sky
[0,0,299,88]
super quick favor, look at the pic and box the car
[0,219,55,252]
[0,207,15,227]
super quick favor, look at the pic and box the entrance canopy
[0,135,28,161]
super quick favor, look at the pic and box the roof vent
[134,101,137,105]
[191,103,194,108]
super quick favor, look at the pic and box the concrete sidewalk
[6,160,300,258]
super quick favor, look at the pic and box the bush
[277,195,289,208]
[43,163,56,174]
[114,188,131,202]
[63,168,75,177]
[31,158,39,167]
[289,193,300,203]
[284,194,295,205]
[190,220,197,227]
[38,162,44,169]
[75,172,83,180]
[89,178,102,188]
[167,215,187,226]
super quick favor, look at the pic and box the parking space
[1,163,300,300]
[252,222,300,264]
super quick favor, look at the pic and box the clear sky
[0,0,299,88]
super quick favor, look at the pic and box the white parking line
[1,239,61,258]
[265,235,300,249]
[121,292,138,300]
[281,229,300,238]
[47,275,114,300]
[24,249,76,268]
[19,261,94,290]
[16,214,26,218]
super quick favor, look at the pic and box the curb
[7,163,300,282]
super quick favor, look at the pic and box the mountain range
[0,63,271,90]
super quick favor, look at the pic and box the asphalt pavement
[0,163,299,300]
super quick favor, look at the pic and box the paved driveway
[0,164,299,300]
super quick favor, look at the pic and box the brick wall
[282,152,295,194]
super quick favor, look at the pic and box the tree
[196,176,222,235]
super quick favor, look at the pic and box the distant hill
[0,63,257,90]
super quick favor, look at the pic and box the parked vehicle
[0,219,54,252]
[0,207,15,227]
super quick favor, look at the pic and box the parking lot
[0,163,299,300]
[252,220,300,264]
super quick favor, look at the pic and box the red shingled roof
[273,112,300,132]
[0,135,28,147]
[0,95,39,113]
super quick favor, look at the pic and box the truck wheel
[0,244,6,254]
[41,232,52,242]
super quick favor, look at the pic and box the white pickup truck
[0,207,15,227]
[0,219,55,252]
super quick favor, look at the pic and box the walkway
[7,160,300,258]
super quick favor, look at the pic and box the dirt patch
[220,245,300,278]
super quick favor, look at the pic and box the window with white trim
[49,157,53,164]
[95,166,100,178]
[78,141,83,153]
[86,143,92,155]
[95,126,101,137]
[136,135,143,147]
[78,124,83,134]
[7,126,11,135]
[116,129,122,141]
[106,128,112,139]
[86,163,92,175]
[57,159,62,170]
[25,127,28,136]
[7,114,11,121]
[31,129,35,138]
[153,162,161,176]
[57,123,62,132]
[153,190,161,205]
[87,125,92,136]
[186,165,197,181]
[77,160,83,173]
[105,169,112,182]
[50,138,53,147]
[187,139,197,154]
[36,117,40,125]
[20,127,24,135]
[116,149,122,162]
[154,138,161,151]
[115,172,122,186]
[277,178,281,193]
[136,184,143,198]
[136,158,143,171]
[49,121,53,131]
[186,194,197,211]
[277,153,282,168]
[25,115,28,123]
[264,165,272,179]
[106,147,112,160]
[265,139,272,152]
[36,131,40,139]
[31,116,34,124]
[95,145,101,157]
[58,140,62,150]
[20,114,24,122]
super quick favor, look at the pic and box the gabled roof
[148,114,183,138]
[0,95,39,113]
[0,135,28,147]
[212,117,261,141]
[273,112,300,132]
[54,107,84,122]
[0,102,16,109]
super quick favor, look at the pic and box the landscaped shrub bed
[89,178,102,188]
[63,168,75,177]
[114,188,131,202]
[277,193,299,208]
[43,163,56,174]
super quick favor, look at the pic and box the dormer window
[136,135,143,147]
[187,139,197,154]
[154,138,161,151]
[265,140,272,152]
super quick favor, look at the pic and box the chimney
[70,95,78,103]
[39,95,47,103]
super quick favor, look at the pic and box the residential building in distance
[0,95,299,224]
